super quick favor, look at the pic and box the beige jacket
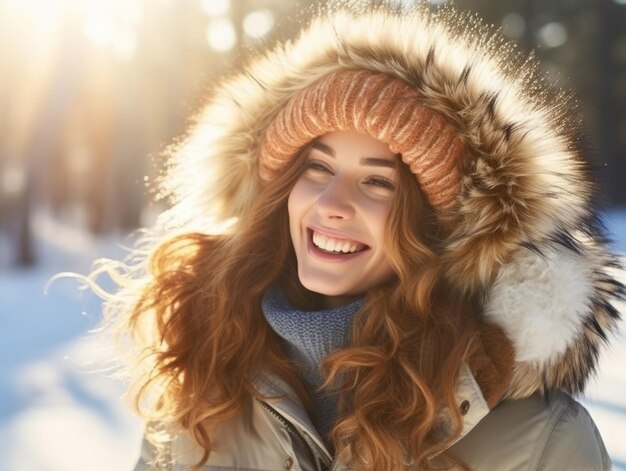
[134,367,611,471]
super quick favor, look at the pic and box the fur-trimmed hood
[157,3,624,403]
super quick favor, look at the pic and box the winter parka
[137,2,624,470]
[135,368,611,470]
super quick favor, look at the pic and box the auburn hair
[95,139,479,470]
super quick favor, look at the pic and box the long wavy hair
[96,138,480,470]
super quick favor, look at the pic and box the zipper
[258,400,332,471]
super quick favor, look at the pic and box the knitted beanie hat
[259,69,465,214]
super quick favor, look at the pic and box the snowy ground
[0,213,143,471]
[1,209,625,471]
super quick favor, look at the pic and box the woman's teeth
[312,231,365,253]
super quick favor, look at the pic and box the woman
[100,2,623,470]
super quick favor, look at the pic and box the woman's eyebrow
[361,157,397,168]
[312,141,335,156]
[311,142,397,168]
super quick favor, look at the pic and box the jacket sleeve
[535,398,611,471]
[133,435,170,471]
[449,391,612,471]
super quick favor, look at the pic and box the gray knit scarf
[261,288,364,445]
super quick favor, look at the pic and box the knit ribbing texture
[261,288,363,447]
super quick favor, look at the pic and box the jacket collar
[253,363,490,459]
[253,373,333,461]
[444,364,490,447]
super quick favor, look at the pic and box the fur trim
[467,323,515,408]
[157,2,624,400]
[484,246,593,364]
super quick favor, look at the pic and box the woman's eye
[303,160,331,173]
[367,176,395,190]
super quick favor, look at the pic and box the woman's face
[288,130,399,308]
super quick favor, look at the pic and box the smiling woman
[89,2,623,471]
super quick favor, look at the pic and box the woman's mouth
[311,230,367,253]
[306,228,369,259]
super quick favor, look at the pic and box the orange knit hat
[259,69,465,214]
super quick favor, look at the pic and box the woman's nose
[315,179,355,220]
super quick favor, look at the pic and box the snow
[0,214,143,471]
[1,209,625,471]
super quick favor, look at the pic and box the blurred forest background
[1,0,625,269]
